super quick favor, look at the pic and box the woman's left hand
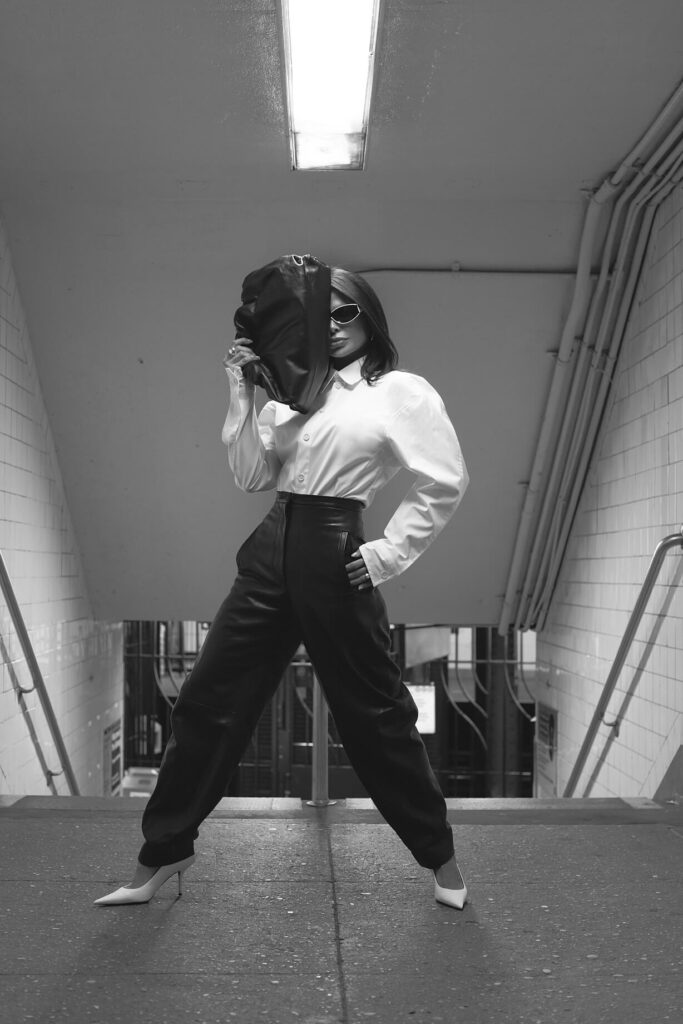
[346,550,373,591]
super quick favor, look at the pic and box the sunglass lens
[332,304,361,324]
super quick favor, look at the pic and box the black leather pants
[138,492,454,870]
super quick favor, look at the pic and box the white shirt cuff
[358,542,394,587]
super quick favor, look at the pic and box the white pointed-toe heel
[434,875,468,909]
[93,854,196,906]
[433,856,468,910]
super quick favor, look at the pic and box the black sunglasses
[330,303,362,325]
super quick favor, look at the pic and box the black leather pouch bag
[233,254,331,413]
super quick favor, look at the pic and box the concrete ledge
[2,794,681,828]
[215,797,304,811]
[348,797,665,811]
[0,796,22,808]
[622,797,662,809]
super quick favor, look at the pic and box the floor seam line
[326,828,350,1024]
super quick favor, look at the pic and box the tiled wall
[535,186,683,799]
[0,217,123,797]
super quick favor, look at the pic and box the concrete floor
[1,795,682,1024]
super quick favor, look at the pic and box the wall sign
[406,684,436,734]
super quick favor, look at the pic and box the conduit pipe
[512,313,599,628]
[498,189,618,635]
[511,158,654,627]
[498,77,683,636]
[443,631,489,752]
[520,130,683,629]
[531,208,658,626]
[505,90,683,634]
[612,77,683,185]
[439,668,488,753]
[530,143,683,629]
[502,660,535,722]
[526,138,683,627]
[534,163,683,630]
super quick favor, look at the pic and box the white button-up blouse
[221,357,469,588]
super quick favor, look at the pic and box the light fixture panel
[280,0,381,170]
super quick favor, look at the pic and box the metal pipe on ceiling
[533,162,683,631]
[498,75,683,637]
[529,140,683,630]
[519,133,683,631]
[497,196,608,636]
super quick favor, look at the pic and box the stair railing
[0,552,79,795]
[563,526,683,797]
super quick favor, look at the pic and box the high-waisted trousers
[138,491,454,870]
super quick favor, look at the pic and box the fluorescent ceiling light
[281,0,381,170]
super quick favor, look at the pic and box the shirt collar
[327,358,365,390]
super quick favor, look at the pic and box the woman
[95,267,470,909]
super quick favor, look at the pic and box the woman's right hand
[222,337,261,371]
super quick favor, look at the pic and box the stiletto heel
[93,854,196,906]
[433,859,468,910]
[434,875,468,909]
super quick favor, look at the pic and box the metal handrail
[438,666,488,753]
[563,526,683,797]
[306,675,336,807]
[0,552,79,795]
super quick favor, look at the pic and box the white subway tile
[538,188,683,800]
[0,219,123,797]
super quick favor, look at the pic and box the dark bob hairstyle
[330,268,398,384]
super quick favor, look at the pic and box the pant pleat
[139,494,453,870]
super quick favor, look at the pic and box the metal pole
[306,674,335,806]
[563,527,683,797]
[0,552,80,795]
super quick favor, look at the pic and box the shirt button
[334,382,342,389]
[381,572,389,579]
[297,473,305,482]
[303,433,310,441]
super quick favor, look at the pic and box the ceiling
[1,0,683,623]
